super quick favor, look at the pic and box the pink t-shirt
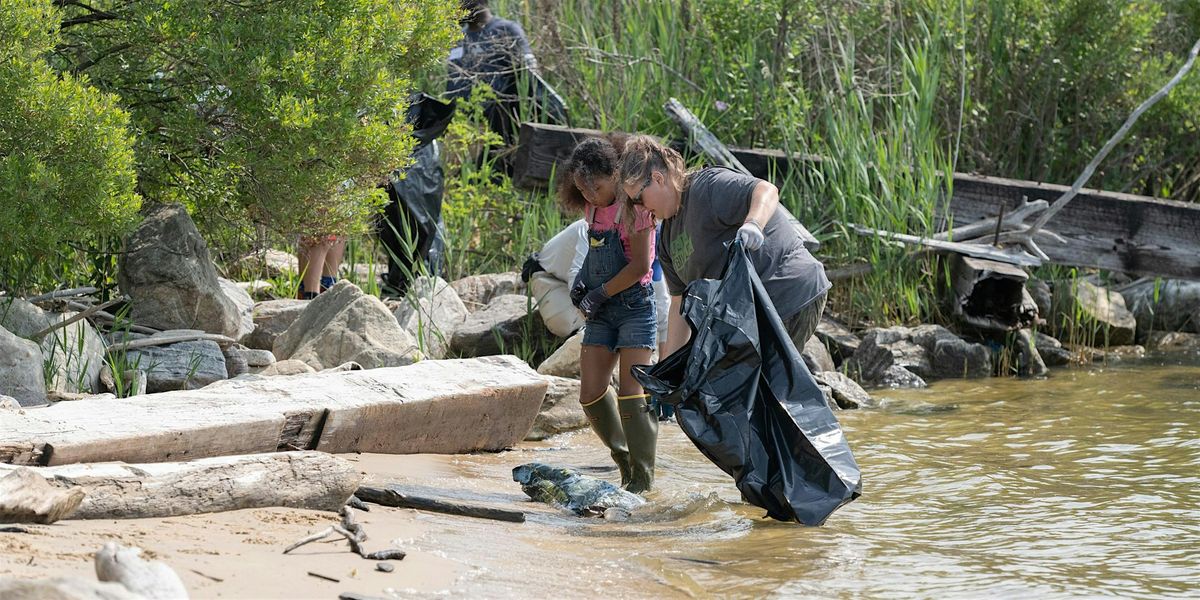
[588,202,656,285]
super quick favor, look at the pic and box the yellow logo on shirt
[589,235,605,248]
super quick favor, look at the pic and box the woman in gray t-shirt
[618,135,830,357]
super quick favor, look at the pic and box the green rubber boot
[581,387,631,486]
[618,394,658,494]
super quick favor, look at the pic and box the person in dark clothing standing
[446,0,537,146]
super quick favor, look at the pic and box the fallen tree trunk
[0,356,548,466]
[512,122,1200,280]
[0,451,360,519]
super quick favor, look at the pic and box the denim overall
[579,205,657,352]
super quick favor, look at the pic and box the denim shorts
[582,284,657,352]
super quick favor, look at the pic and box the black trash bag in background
[379,93,456,296]
[633,241,862,525]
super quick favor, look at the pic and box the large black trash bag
[633,241,861,525]
[379,93,456,295]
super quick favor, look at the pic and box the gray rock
[451,273,525,312]
[222,344,250,378]
[1034,332,1076,366]
[218,277,255,340]
[1147,331,1200,352]
[847,325,989,385]
[0,299,105,393]
[240,348,277,367]
[274,281,420,370]
[393,276,468,359]
[537,331,584,378]
[0,578,144,600]
[879,365,928,389]
[118,204,243,336]
[241,299,308,351]
[814,316,860,364]
[125,340,227,393]
[0,326,47,407]
[1058,279,1137,346]
[95,541,189,600]
[870,326,932,376]
[1122,279,1200,336]
[450,294,546,358]
[255,248,299,278]
[254,359,315,377]
[235,280,275,299]
[525,376,587,441]
[802,336,836,373]
[843,331,894,386]
[0,297,50,338]
[1027,279,1053,320]
[1015,329,1048,377]
[814,371,874,409]
[39,313,106,395]
[927,337,991,379]
[911,325,990,379]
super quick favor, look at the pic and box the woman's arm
[743,180,780,228]
[664,294,690,355]
[599,225,653,296]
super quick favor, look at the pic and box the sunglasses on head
[629,177,652,205]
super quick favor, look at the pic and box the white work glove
[737,220,765,251]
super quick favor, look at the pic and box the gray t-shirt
[657,167,830,320]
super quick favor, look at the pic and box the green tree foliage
[0,0,140,289]
[55,0,461,257]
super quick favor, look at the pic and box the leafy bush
[0,0,139,292]
[56,0,462,261]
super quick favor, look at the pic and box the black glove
[570,278,588,307]
[577,286,610,319]
[520,252,544,283]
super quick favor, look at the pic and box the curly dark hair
[557,134,628,212]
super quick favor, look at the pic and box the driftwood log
[0,452,360,519]
[355,485,526,523]
[0,468,85,524]
[0,356,548,466]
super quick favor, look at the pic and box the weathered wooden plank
[512,122,605,189]
[946,173,1200,280]
[511,122,818,189]
[0,356,548,466]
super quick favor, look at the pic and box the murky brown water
[374,354,1200,599]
